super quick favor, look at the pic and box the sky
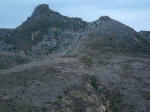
[0,0,150,31]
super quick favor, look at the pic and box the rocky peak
[88,16,112,28]
[31,4,58,17]
[99,16,111,21]
[35,4,49,10]
[86,16,141,48]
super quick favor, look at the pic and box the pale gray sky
[0,0,150,31]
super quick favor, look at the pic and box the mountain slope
[86,16,150,53]
[2,4,150,57]
[0,4,150,112]
[6,4,87,53]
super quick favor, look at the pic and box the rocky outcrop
[6,4,87,53]
[29,28,83,57]
[87,16,141,49]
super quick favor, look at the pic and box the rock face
[30,28,83,57]
[87,16,140,48]
[6,4,87,53]
[31,4,50,17]
[0,4,150,112]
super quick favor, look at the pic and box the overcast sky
[0,0,150,31]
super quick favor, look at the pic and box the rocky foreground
[0,4,150,112]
